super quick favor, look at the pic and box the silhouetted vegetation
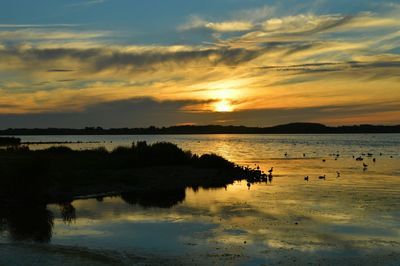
[0,142,265,205]
[0,141,269,242]
[1,123,400,135]
[0,137,21,146]
[0,202,53,243]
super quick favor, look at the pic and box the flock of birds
[249,151,392,189]
[303,151,381,181]
[244,151,395,189]
[302,152,393,181]
[285,151,385,182]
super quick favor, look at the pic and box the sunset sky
[0,0,399,128]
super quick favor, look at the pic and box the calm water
[1,134,400,265]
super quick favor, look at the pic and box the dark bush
[195,153,235,169]
[0,137,21,146]
[43,146,73,153]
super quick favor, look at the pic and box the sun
[214,100,233,112]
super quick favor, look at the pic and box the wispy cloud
[180,9,400,38]
[68,0,107,8]
[233,5,277,22]
[261,14,347,34]
[0,24,79,28]
[0,30,107,40]
[179,16,254,32]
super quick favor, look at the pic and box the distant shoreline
[0,122,400,135]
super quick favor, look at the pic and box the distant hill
[0,122,399,135]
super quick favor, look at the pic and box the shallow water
[1,134,400,265]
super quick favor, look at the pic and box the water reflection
[120,188,186,208]
[0,203,53,243]
[59,202,76,224]
[0,187,193,242]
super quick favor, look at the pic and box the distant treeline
[1,123,400,135]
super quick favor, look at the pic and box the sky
[0,0,399,128]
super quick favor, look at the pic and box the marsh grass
[0,141,264,203]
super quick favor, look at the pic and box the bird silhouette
[268,173,273,183]
[319,175,326,180]
[304,176,309,181]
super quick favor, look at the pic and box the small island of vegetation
[0,141,265,205]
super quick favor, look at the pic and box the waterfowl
[356,156,363,161]
[268,167,274,174]
[319,175,326,180]
[304,176,309,181]
[336,171,340,177]
[373,158,376,163]
[322,159,326,162]
[363,163,368,168]
[261,173,268,182]
[268,173,273,183]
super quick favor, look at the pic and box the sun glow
[214,100,233,112]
